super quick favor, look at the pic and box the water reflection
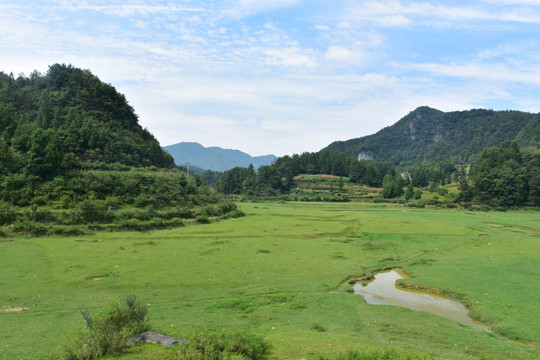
[353,269,489,330]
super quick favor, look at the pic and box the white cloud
[315,24,331,31]
[57,2,206,17]
[344,0,540,26]
[378,14,411,26]
[261,47,319,68]
[224,0,300,18]
[405,61,540,84]
[325,46,354,62]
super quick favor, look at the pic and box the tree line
[209,142,539,207]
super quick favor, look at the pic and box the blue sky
[1,0,539,156]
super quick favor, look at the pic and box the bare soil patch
[2,307,28,313]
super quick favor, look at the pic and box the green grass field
[1,202,539,359]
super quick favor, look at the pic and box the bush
[180,330,271,360]
[222,209,246,219]
[60,194,74,209]
[24,208,55,223]
[436,187,449,196]
[196,215,211,224]
[0,203,18,225]
[79,200,109,223]
[327,348,433,360]
[218,200,237,214]
[31,195,48,206]
[59,295,150,360]
[12,220,48,236]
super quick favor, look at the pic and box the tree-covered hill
[324,106,539,168]
[0,63,174,176]
[0,65,248,236]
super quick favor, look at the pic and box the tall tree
[470,141,528,206]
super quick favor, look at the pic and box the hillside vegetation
[0,63,173,176]
[325,106,539,167]
[0,64,241,235]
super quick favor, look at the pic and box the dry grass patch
[2,306,28,313]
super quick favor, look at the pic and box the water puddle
[353,269,489,330]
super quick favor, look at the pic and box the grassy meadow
[1,201,539,359]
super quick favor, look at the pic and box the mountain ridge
[163,142,276,172]
[324,106,539,168]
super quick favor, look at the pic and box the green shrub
[180,330,271,360]
[79,200,109,223]
[436,187,449,196]
[0,203,18,225]
[196,215,211,224]
[311,322,326,332]
[31,195,48,206]
[222,209,246,219]
[218,200,238,214]
[24,208,55,222]
[60,194,74,209]
[12,220,48,236]
[58,295,150,360]
[327,348,434,360]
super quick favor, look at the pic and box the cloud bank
[1,0,539,156]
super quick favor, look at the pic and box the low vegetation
[54,296,151,360]
[179,329,271,360]
[0,168,243,236]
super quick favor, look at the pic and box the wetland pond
[353,269,489,330]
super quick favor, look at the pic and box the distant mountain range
[163,142,276,172]
[324,106,539,168]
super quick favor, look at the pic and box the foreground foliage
[330,348,434,360]
[179,330,271,360]
[56,296,151,360]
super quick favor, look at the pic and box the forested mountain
[163,142,276,171]
[0,63,174,177]
[325,106,539,168]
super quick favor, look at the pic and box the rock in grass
[130,331,184,347]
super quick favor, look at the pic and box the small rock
[130,331,184,347]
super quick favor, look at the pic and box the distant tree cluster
[408,160,457,188]
[214,151,398,195]
[0,63,174,180]
[466,141,539,206]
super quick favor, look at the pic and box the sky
[1,1,540,156]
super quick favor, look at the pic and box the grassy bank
[1,202,539,359]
